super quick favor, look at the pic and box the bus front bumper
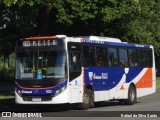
[15,89,69,104]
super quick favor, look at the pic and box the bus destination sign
[22,39,60,47]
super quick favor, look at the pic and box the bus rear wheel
[125,85,136,105]
[78,89,92,110]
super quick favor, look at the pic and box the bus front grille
[22,95,52,101]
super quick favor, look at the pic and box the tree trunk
[3,55,6,80]
[8,55,11,70]
[3,55,5,71]
[38,5,52,35]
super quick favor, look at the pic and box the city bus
[15,35,156,110]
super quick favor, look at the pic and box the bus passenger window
[129,49,138,67]
[108,48,118,67]
[147,50,153,67]
[83,46,95,66]
[96,47,103,67]
[138,50,147,67]
[96,47,108,67]
[119,48,128,67]
[102,48,108,66]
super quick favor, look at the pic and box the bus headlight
[55,89,61,96]
[61,86,66,92]
[15,87,22,97]
[55,86,66,96]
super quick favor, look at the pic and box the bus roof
[76,36,152,49]
[24,36,58,40]
[88,36,121,42]
[23,35,152,49]
[24,35,67,40]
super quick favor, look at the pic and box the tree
[0,0,160,58]
[120,0,160,56]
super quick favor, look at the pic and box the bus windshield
[16,50,67,80]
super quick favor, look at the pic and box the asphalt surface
[88,92,160,111]
[0,78,159,118]
[0,92,160,117]
[0,93,160,120]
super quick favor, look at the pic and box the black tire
[89,89,95,108]
[125,85,136,105]
[78,89,92,110]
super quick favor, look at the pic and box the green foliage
[0,0,160,57]
[156,77,160,92]
[52,0,99,24]
[1,0,17,6]
[119,0,160,56]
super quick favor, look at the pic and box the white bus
[15,35,156,110]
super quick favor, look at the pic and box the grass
[0,95,14,99]
[0,92,15,100]
[156,77,160,92]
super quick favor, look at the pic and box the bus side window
[69,52,81,72]
[96,47,103,67]
[83,46,95,67]
[129,49,138,67]
[108,48,118,67]
[119,48,129,67]
[102,47,108,67]
[138,50,147,67]
[147,50,153,67]
[96,47,108,67]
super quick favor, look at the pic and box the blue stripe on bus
[15,80,68,95]
[125,68,143,83]
[82,40,151,48]
[84,67,143,91]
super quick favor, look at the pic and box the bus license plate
[32,97,41,102]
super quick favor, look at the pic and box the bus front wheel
[78,89,92,110]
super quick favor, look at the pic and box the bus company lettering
[82,39,105,44]
[88,72,108,80]
[21,90,32,94]
[23,40,57,47]
[135,44,145,47]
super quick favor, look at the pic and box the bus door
[68,42,82,103]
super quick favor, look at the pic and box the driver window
[69,52,81,72]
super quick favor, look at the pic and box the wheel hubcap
[83,93,89,105]
[130,90,135,102]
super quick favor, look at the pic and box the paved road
[0,93,160,120]
[88,92,160,111]
[0,92,160,118]
[41,92,160,117]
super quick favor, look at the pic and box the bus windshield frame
[15,39,67,81]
